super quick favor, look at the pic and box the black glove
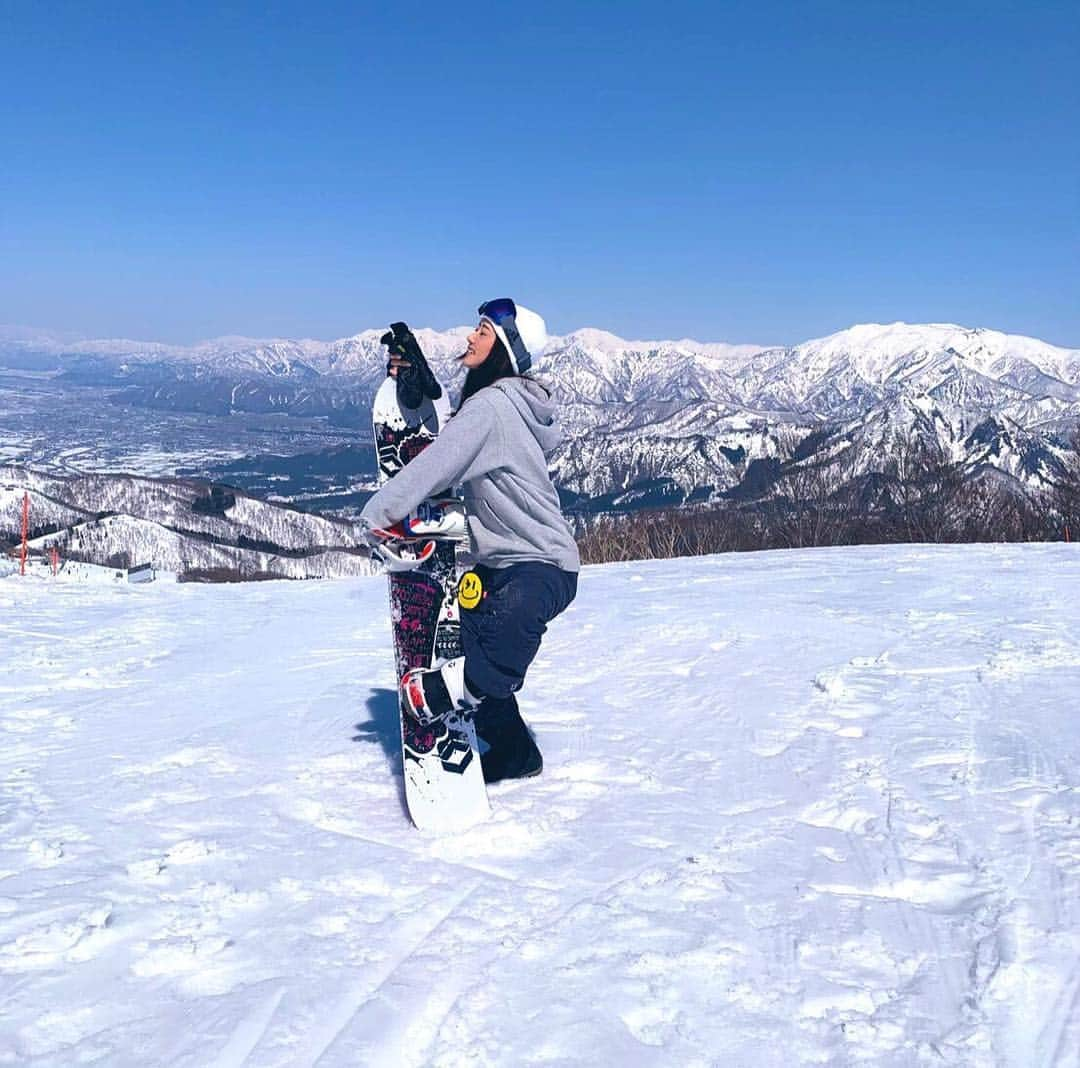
[379,321,443,408]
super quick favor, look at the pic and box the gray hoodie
[360,378,581,573]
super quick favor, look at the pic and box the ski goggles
[477,297,532,374]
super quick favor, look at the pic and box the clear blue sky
[2,1,1077,347]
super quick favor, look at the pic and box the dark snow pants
[460,562,578,701]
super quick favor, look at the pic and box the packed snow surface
[1,544,1079,1066]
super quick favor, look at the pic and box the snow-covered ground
[1,544,1078,1066]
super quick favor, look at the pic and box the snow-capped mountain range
[3,321,1079,504]
[0,466,374,579]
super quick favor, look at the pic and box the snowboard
[371,375,490,832]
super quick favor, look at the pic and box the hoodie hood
[489,377,563,458]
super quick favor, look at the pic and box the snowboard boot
[475,697,543,784]
[401,657,478,726]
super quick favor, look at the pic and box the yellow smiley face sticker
[457,571,483,610]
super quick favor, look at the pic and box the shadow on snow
[353,686,409,816]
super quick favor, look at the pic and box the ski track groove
[277,804,562,894]
[335,854,688,1068]
[208,984,287,1068]
[307,879,481,1068]
[781,615,1044,1061]
[1042,957,1080,1068]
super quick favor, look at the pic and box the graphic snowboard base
[373,375,489,831]
[401,709,489,832]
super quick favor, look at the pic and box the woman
[360,298,580,783]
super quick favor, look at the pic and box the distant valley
[2,319,1079,524]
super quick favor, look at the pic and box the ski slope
[1,544,1078,1067]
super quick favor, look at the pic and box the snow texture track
[1,544,1078,1066]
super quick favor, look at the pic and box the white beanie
[512,305,549,362]
[478,298,548,373]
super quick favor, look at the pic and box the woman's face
[462,320,496,369]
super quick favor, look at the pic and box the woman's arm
[360,395,502,529]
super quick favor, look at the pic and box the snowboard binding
[361,498,466,573]
[361,520,437,572]
[401,657,478,726]
[372,538,437,572]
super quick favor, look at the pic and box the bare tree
[1052,428,1080,540]
[882,435,965,543]
[572,424,1067,565]
[575,504,764,565]
[762,443,858,550]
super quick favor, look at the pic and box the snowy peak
[3,319,1078,505]
[791,322,1080,393]
[5,319,1076,393]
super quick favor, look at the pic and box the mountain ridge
[2,320,1078,507]
[4,318,1077,376]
